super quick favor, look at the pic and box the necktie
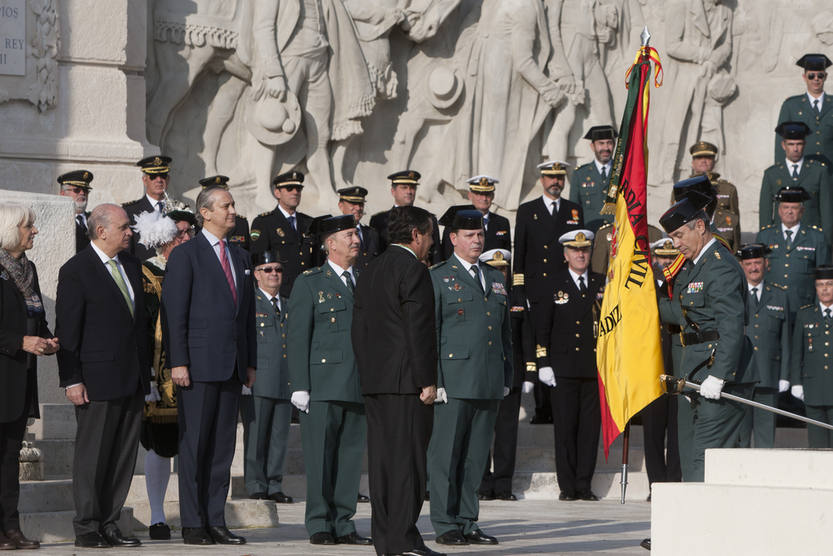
[288,214,297,232]
[792,164,799,179]
[826,308,832,321]
[156,200,165,213]
[471,265,484,293]
[356,226,365,249]
[483,215,489,231]
[551,201,559,217]
[785,229,793,247]
[814,99,821,114]
[579,275,588,295]
[750,287,759,306]
[218,240,238,305]
[342,270,354,293]
[76,214,85,228]
[271,297,281,318]
[106,259,134,317]
[601,166,607,180]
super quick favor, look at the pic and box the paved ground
[38,498,651,555]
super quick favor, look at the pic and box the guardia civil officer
[756,187,830,322]
[775,53,833,167]
[287,215,371,546]
[658,191,749,482]
[336,186,380,271]
[686,141,740,251]
[57,170,94,252]
[250,171,315,297]
[535,230,604,501]
[198,175,250,250]
[439,176,511,260]
[790,265,833,448]
[760,122,833,245]
[569,125,616,232]
[427,210,512,546]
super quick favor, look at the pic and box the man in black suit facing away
[352,206,443,556]
[162,187,256,545]
[56,203,150,548]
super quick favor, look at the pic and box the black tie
[483,215,489,231]
[791,164,799,179]
[825,308,832,321]
[601,166,607,180]
[271,297,281,318]
[471,265,484,293]
[579,275,588,295]
[76,214,85,228]
[156,200,165,213]
[814,99,821,114]
[785,229,793,247]
[750,287,758,307]
[356,226,364,249]
[551,201,559,218]
[342,270,354,293]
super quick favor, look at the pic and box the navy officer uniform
[439,176,511,260]
[58,170,94,252]
[337,186,381,271]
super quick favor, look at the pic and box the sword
[661,375,833,431]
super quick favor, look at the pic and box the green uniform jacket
[759,159,833,245]
[287,263,362,403]
[253,289,290,400]
[430,255,513,399]
[775,94,833,166]
[756,223,830,312]
[791,303,833,406]
[569,162,613,232]
[744,283,790,388]
[659,240,747,382]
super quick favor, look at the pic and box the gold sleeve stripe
[526,362,537,372]
[513,273,525,286]
[536,345,547,358]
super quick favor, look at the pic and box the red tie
[219,239,237,305]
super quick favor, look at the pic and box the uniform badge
[533,213,538,220]
[453,283,462,291]
[554,290,569,304]
[491,281,507,296]
[250,229,261,241]
[277,228,286,237]
[496,230,507,236]
[797,246,816,251]
[327,293,333,299]
[686,282,704,293]
[766,305,784,312]
[457,308,464,316]
[318,291,326,303]
[256,312,269,318]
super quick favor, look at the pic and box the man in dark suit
[57,170,93,252]
[514,161,583,424]
[352,206,441,556]
[56,203,150,548]
[369,170,442,264]
[535,230,604,501]
[198,175,251,250]
[162,187,256,545]
[250,171,315,297]
[337,186,380,271]
[439,176,511,260]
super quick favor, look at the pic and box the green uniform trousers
[240,396,291,496]
[428,398,499,536]
[300,400,366,536]
[672,339,698,481]
[805,405,833,448]
[739,388,777,449]
[686,387,750,482]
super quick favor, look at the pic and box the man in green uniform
[737,243,791,449]
[568,125,617,232]
[790,265,833,448]
[287,215,371,546]
[775,53,833,166]
[760,122,833,245]
[687,141,740,250]
[427,210,512,546]
[756,187,830,322]
[658,191,750,482]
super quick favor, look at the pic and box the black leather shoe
[478,491,495,501]
[578,491,600,501]
[101,527,141,547]
[336,531,372,545]
[0,533,14,551]
[464,529,498,545]
[182,527,214,545]
[5,529,39,549]
[249,491,268,500]
[269,491,294,503]
[74,532,111,548]
[496,492,518,501]
[398,547,447,556]
[558,491,577,501]
[208,526,246,545]
[641,538,651,550]
[310,532,336,545]
[357,493,370,503]
[148,522,171,540]
[435,531,468,546]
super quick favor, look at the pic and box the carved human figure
[659,0,734,182]
[342,0,405,100]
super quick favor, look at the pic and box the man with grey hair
[56,203,149,548]
[162,187,256,545]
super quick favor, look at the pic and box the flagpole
[620,422,630,503]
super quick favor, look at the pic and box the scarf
[0,249,43,316]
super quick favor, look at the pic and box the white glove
[778,380,790,393]
[436,387,448,403]
[290,390,310,413]
[538,367,557,387]
[503,386,511,397]
[699,375,725,400]
[522,381,535,394]
[241,385,252,396]
[144,381,161,403]
[791,384,805,401]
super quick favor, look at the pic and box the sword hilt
[660,374,687,394]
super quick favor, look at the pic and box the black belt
[680,330,719,347]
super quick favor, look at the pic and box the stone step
[20,508,133,544]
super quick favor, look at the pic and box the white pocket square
[244,269,251,275]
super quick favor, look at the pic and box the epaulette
[800,303,815,310]
[302,267,320,276]
[576,162,594,170]
[760,224,775,231]
[258,211,272,217]
[429,261,445,271]
[811,225,822,231]
[596,222,613,232]
[238,214,248,221]
[122,199,141,207]
[770,283,787,291]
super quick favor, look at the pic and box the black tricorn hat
[449,209,484,231]
[672,174,715,202]
[776,186,811,203]
[775,121,811,140]
[816,265,833,280]
[311,214,355,236]
[737,243,771,260]
[251,249,284,267]
[796,53,832,71]
[583,125,617,141]
[660,191,711,233]
[199,175,230,189]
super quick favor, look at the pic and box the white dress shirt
[542,194,560,216]
[692,237,717,266]
[787,157,804,177]
[259,288,282,312]
[748,281,763,303]
[146,193,165,213]
[90,241,135,302]
[202,229,237,287]
[594,159,612,177]
[781,223,801,243]
[820,302,833,318]
[454,254,486,291]
[327,260,356,289]
[568,268,589,291]
[807,92,825,111]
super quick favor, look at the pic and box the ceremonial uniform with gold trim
[759,159,833,245]
[250,210,314,298]
[791,302,833,447]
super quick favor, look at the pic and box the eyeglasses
[257,266,283,274]
[277,185,303,192]
[151,173,170,180]
[807,72,827,80]
[62,186,88,194]
[176,228,194,238]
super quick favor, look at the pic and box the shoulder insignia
[259,211,271,217]
[800,304,815,310]
[429,262,445,271]
[771,283,787,290]
[237,215,248,221]
[122,199,141,207]
[597,223,613,232]
[302,268,319,276]
[811,225,822,231]
[760,224,774,231]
